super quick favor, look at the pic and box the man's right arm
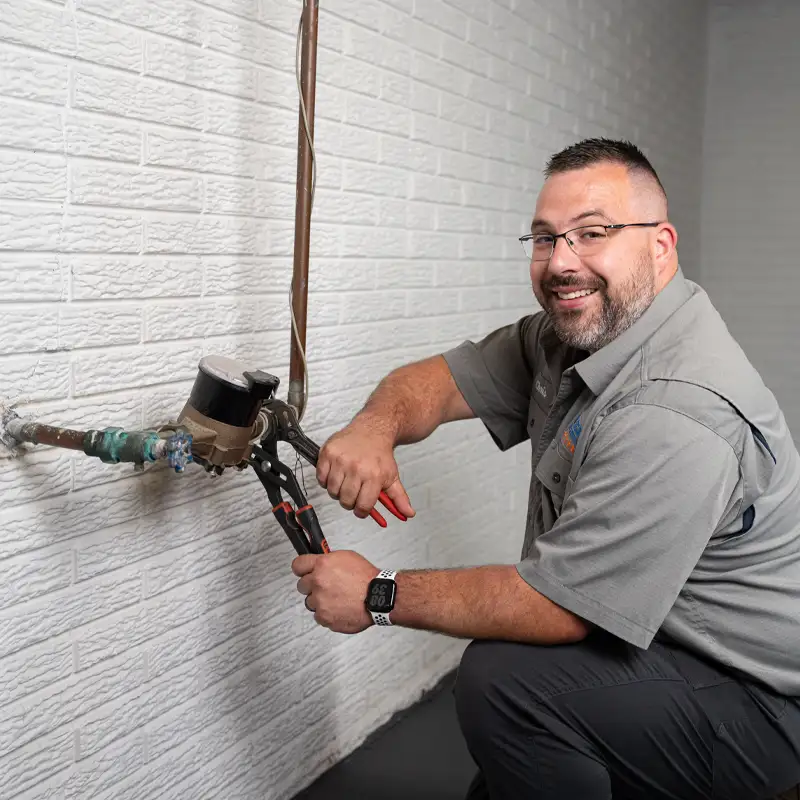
[316,355,474,519]
[317,313,542,519]
[354,354,476,446]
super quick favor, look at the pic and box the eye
[533,234,554,245]
[578,228,606,241]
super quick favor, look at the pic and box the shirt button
[552,473,561,484]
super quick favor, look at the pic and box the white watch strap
[370,569,397,627]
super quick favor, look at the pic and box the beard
[543,252,656,353]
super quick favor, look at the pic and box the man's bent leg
[454,631,800,800]
[455,634,619,800]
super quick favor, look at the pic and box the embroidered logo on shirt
[534,377,548,400]
[561,415,583,454]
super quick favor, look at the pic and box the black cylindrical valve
[187,357,280,428]
[176,356,281,469]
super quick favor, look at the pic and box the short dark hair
[544,137,666,200]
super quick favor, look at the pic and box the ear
[653,222,678,275]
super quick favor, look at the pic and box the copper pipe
[288,0,319,420]
[2,412,192,471]
[6,419,87,451]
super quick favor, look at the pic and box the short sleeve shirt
[442,269,800,694]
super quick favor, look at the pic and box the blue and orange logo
[562,416,582,454]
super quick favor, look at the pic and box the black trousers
[454,631,800,799]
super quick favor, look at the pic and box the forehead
[534,163,633,225]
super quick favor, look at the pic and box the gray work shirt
[443,268,800,694]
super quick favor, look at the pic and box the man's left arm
[293,554,589,643]
[391,564,590,642]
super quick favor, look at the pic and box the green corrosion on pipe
[1,410,192,473]
[83,428,161,465]
[82,428,192,473]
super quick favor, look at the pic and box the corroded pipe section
[1,410,192,473]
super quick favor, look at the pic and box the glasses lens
[524,234,554,261]
[568,225,608,255]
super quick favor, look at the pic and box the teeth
[556,289,597,300]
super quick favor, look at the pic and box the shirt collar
[573,266,694,396]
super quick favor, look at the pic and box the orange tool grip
[369,508,388,528]
[367,491,408,527]
[378,491,407,521]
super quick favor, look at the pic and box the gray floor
[293,671,476,800]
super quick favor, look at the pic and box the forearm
[389,565,589,644]
[354,355,470,446]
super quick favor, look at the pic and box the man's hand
[292,550,380,634]
[317,420,415,520]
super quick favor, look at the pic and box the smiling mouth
[552,288,598,300]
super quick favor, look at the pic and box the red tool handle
[368,490,408,528]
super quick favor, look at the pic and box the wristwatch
[365,569,397,626]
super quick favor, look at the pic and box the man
[292,138,800,799]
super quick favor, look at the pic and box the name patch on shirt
[533,372,552,409]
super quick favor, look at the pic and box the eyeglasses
[519,222,662,261]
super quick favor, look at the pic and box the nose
[547,235,582,274]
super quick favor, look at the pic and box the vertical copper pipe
[288,0,319,419]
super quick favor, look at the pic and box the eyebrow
[531,209,612,233]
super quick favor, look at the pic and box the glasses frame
[519,222,663,261]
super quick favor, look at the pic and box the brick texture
[0,1,708,798]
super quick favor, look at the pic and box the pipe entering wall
[4,417,86,451]
[289,0,319,422]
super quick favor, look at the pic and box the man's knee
[454,639,544,749]
[454,639,612,798]
[454,640,497,742]
[453,636,613,748]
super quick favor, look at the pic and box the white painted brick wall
[0,0,707,797]
[701,0,800,438]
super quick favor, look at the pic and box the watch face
[367,579,395,611]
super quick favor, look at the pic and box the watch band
[370,569,397,627]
